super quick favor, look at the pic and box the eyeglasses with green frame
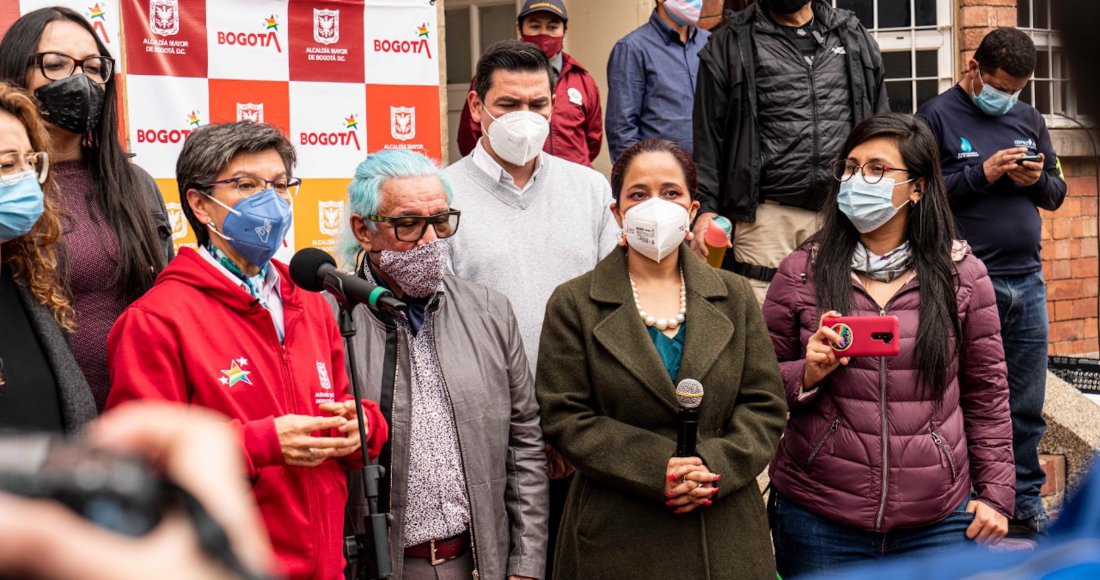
[202,175,302,198]
[366,209,461,242]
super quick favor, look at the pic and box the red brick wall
[1043,158,1100,355]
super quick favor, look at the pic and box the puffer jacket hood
[762,242,1014,532]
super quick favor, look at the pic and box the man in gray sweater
[444,39,618,372]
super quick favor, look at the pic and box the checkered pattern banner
[1,0,443,259]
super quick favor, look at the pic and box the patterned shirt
[400,306,471,546]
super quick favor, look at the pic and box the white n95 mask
[483,108,549,166]
[622,197,690,263]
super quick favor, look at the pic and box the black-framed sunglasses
[366,209,461,242]
[30,52,115,84]
[203,176,302,198]
[830,159,912,185]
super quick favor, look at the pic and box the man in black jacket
[691,0,888,303]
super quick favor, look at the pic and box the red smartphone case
[822,315,901,358]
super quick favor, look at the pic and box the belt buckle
[429,538,446,566]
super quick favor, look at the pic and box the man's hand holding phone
[1007,151,1045,187]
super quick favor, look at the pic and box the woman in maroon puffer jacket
[762,113,1014,578]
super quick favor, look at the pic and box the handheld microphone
[289,248,406,312]
[675,379,704,457]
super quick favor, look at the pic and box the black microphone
[675,379,704,457]
[289,248,406,312]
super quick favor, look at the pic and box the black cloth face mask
[34,74,105,135]
[762,0,812,15]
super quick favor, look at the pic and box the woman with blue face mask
[761,113,1015,576]
[0,81,96,433]
[103,121,389,580]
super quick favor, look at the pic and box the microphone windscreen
[289,247,336,292]
[675,379,704,409]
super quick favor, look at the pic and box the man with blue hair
[338,149,548,580]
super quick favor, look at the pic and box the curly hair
[974,27,1037,79]
[0,82,73,331]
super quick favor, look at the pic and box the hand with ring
[664,456,720,514]
[274,414,355,467]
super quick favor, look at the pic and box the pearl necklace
[629,270,687,331]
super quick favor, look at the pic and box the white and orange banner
[0,0,443,259]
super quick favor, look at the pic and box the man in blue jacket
[917,27,1068,538]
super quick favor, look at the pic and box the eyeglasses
[0,152,48,185]
[366,209,461,242]
[203,176,302,198]
[30,52,115,84]
[830,159,912,185]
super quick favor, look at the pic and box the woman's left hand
[965,499,1008,544]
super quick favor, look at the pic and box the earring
[619,233,628,247]
[686,231,695,241]
[909,199,918,207]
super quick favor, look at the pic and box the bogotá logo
[374,22,432,59]
[236,103,264,123]
[87,3,112,44]
[299,114,361,150]
[314,9,339,45]
[391,106,415,142]
[165,202,188,240]
[217,15,282,52]
[150,0,179,36]
[318,201,344,236]
[135,109,202,144]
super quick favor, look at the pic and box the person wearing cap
[605,1,711,162]
[456,0,603,168]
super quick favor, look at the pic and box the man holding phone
[917,28,1067,538]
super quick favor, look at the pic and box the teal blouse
[646,324,686,380]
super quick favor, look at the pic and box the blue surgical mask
[837,174,912,234]
[0,170,45,242]
[972,82,1020,117]
[205,188,293,267]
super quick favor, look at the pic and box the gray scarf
[851,241,913,282]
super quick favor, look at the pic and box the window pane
[883,51,912,79]
[1035,49,1050,79]
[1035,80,1052,113]
[915,0,936,27]
[1035,0,1050,29]
[916,50,938,77]
[916,80,939,109]
[445,8,471,84]
[1019,84,1034,107]
[1018,0,1031,28]
[479,5,517,54]
[836,0,873,28]
[887,81,913,113]
[879,0,911,28]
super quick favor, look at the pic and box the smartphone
[1017,154,1042,166]
[822,315,901,358]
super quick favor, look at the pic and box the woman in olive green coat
[536,139,788,580]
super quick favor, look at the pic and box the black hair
[474,39,555,100]
[176,122,297,248]
[973,27,1037,79]
[811,113,961,401]
[610,139,698,203]
[0,7,166,303]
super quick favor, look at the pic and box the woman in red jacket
[762,113,1013,577]
[105,121,387,580]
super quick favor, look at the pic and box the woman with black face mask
[0,7,174,412]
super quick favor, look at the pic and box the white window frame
[1017,0,1084,128]
[831,0,955,114]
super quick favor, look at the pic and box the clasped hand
[664,457,720,514]
[274,400,364,467]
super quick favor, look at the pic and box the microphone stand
[337,304,392,580]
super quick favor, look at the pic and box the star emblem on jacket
[219,357,253,387]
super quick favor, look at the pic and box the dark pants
[992,271,1049,521]
[545,473,572,579]
[769,491,975,578]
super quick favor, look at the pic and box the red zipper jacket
[105,248,388,580]
[457,51,603,167]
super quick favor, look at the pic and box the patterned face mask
[377,239,449,298]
